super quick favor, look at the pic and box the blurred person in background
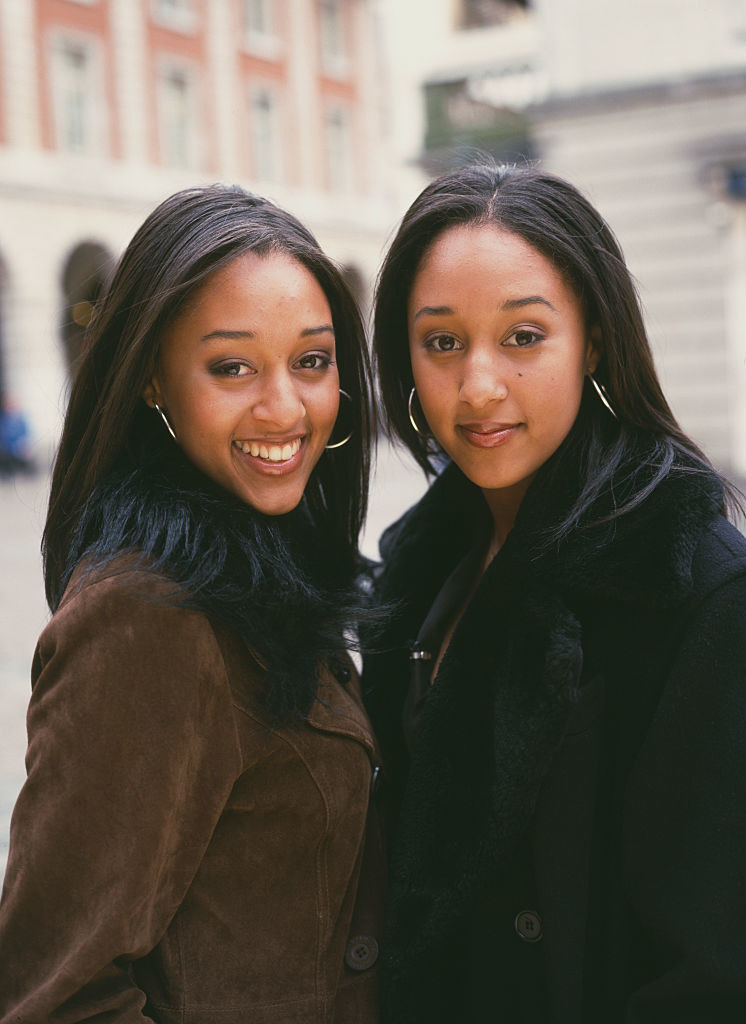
[364,162,746,1022]
[0,397,35,477]
[0,184,384,1022]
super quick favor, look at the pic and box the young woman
[0,185,384,1022]
[364,163,746,1022]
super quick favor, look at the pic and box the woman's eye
[425,333,461,353]
[295,353,331,370]
[213,361,251,377]
[505,329,544,348]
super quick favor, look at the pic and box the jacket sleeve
[0,573,243,1023]
[624,571,746,1021]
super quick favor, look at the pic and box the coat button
[514,910,543,942]
[345,935,379,971]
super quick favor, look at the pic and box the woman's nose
[458,349,509,408]
[251,373,305,428]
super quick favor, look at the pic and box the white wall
[534,0,746,97]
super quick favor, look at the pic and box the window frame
[248,80,285,183]
[48,29,106,156]
[156,57,202,169]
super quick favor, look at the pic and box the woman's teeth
[234,438,302,462]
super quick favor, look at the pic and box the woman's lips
[233,437,302,462]
[232,436,305,472]
[458,422,522,448]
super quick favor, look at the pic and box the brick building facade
[0,0,393,454]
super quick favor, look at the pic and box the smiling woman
[364,163,746,1023]
[0,186,384,1022]
[146,250,341,515]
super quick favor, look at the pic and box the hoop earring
[325,388,353,449]
[408,387,431,438]
[152,401,177,440]
[588,373,618,420]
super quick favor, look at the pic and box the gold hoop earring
[325,388,353,449]
[152,401,177,440]
[588,373,618,420]
[408,387,431,438]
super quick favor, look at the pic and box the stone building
[533,0,746,477]
[0,0,393,455]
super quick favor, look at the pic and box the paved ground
[0,442,427,882]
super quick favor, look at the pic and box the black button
[345,935,379,971]
[514,910,543,942]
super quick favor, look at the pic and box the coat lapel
[306,668,378,755]
[383,541,584,1005]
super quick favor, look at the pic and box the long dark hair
[374,162,736,536]
[45,184,374,607]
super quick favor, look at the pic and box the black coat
[363,459,746,1023]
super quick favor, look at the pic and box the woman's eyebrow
[301,325,335,337]
[201,329,255,342]
[413,297,558,323]
[501,296,558,312]
[200,325,334,343]
[412,305,455,322]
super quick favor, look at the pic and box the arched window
[60,242,114,377]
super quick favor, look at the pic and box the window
[319,0,348,77]
[243,0,282,58]
[244,0,274,36]
[249,85,283,182]
[158,64,199,168]
[458,0,528,30]
[154,0,192,13]
[58,43,88,151]
[151,0,197,33]
[324,104,353,193]
[51,36,102,155]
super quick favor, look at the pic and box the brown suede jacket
[0,562,385,1023]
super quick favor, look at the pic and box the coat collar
[378,452,723,615]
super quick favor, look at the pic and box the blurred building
[0,0,394,455]
[386,0,746,478]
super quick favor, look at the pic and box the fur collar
[369,456,723,713]
[366,454,723,1021]
[65,441,365,721]
[378,454,723,615]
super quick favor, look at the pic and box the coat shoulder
[690,515,746,598]
[37,555,266,728]
[43,555,219,666]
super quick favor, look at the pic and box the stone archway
[60,241,114,376]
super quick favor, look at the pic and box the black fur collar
[378,451,723,616]
[65,440,364,721]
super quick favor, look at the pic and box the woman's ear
[142,376,162,408]
[586,325,602,374]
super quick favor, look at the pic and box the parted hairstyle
[44,184,374,610]
[373,161,735,536]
